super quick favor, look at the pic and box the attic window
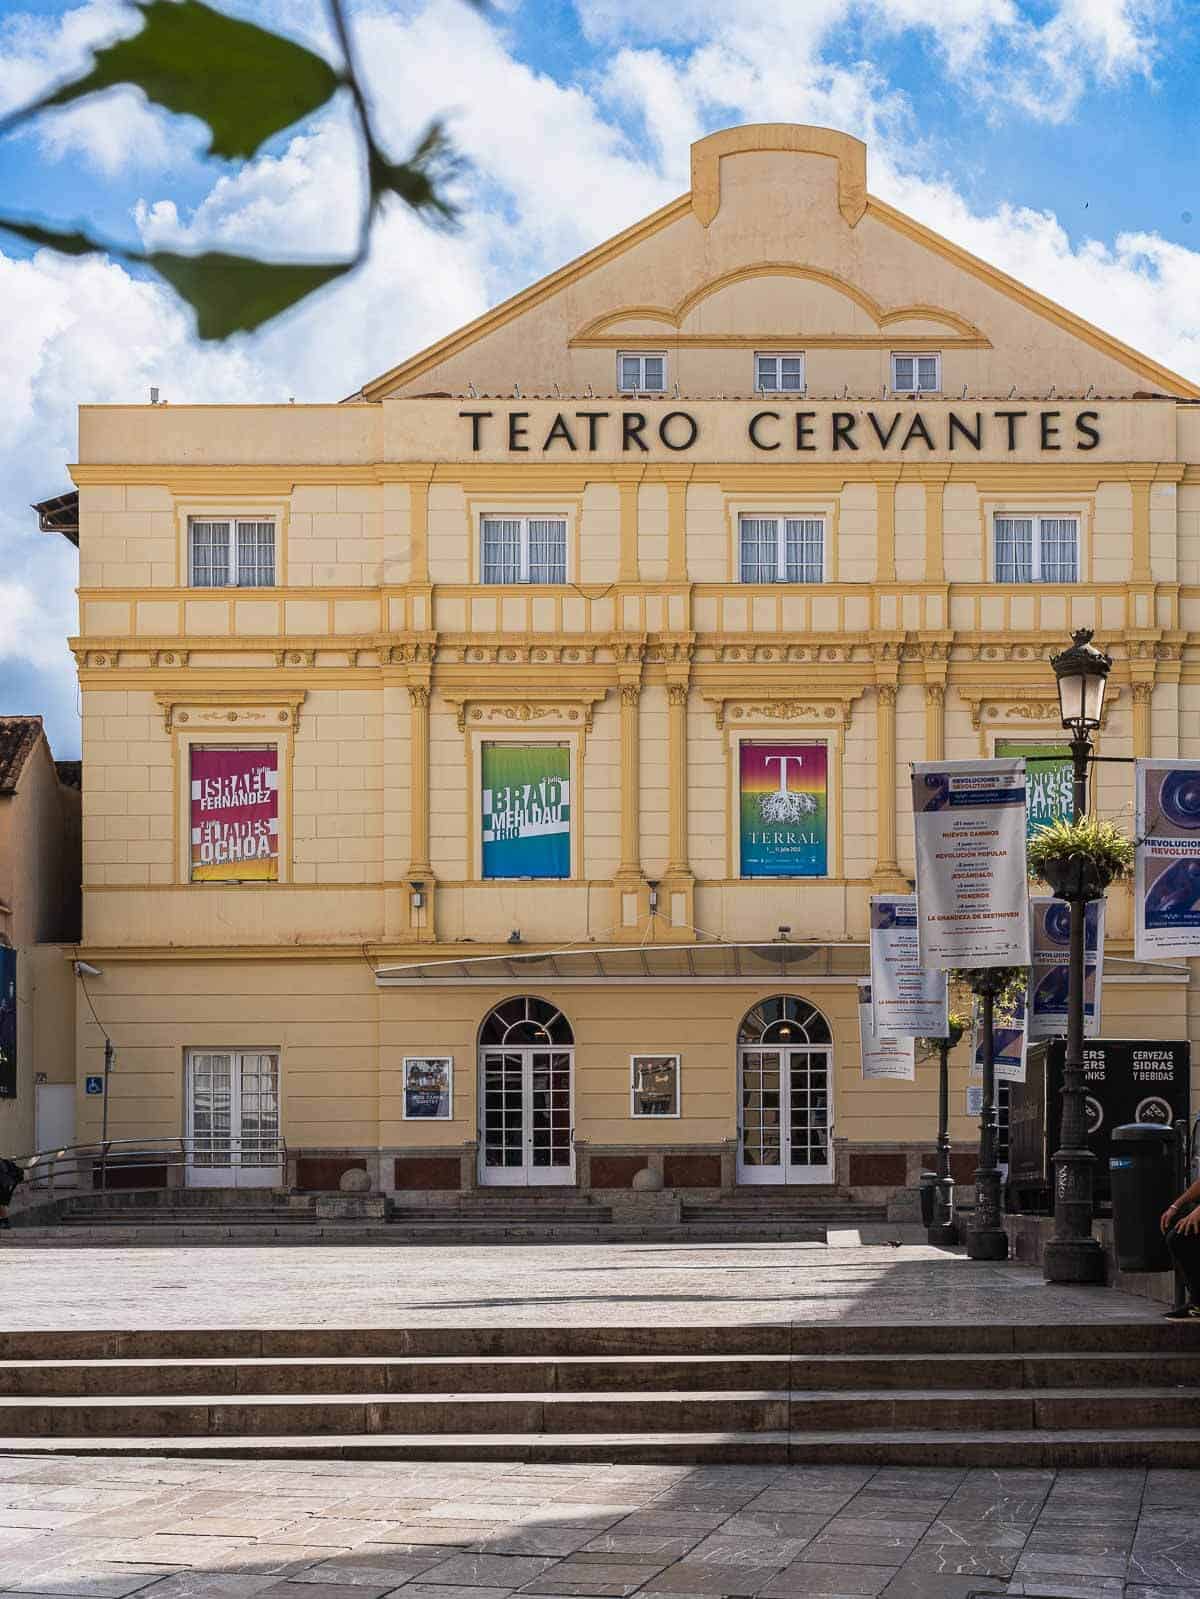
[618,353,666,393]
[756,353,805,392]
[891,352,941,393]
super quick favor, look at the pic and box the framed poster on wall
[481,743,570,879]
[630,1055,680,1117]
[739,741,827,877]
[403,1057,453,1120]
[190,746,278,882]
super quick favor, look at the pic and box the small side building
[0,717,81,1158]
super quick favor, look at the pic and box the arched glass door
[478,997,574,1186]
[737,997,833,1185]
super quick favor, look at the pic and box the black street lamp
[966,968,1009,1261]
[1043,627,1112,1286]
[927,1016,965,1245]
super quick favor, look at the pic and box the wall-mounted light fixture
[409,881,424,912]
[647,880,660,916]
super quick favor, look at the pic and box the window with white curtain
[891,352,941,392]
[994,515,1079,583]
[738,515,825,582]
[188,519,276,586]
[755,352,805,392]
[617,353,666,392]
[481,516,568,583]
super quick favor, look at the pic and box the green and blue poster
[739,742,827,877]
[482,744,570,879]
[996,738,1073,838]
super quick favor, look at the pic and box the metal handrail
[14,1135,288,1197]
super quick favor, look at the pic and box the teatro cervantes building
[55,124,1200,1208]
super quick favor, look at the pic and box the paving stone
[414,1554,559,1588]
[682,1536,812,1569]
[719,1516,831,1543]
[759,1561,897,1596]
[519,1559,669,1597]
[474,1532,604,1559]
[636,1561,771,1594]
[1129,1527,1200,1589]
[3,1565,182,1597]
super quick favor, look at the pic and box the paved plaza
[0,1453,1197,1599]
[0,1242,1163,1330]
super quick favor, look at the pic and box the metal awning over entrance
[375,941,870,986]
[372,944,1189,988]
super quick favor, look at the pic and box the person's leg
[1166,1222,1200,1307]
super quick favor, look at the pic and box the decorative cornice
[153,689,306,734]
[957,682,1120,731]
[704,689,864,730]
[442,689,608,734]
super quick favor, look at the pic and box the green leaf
[0,217,108,256]
[146,250,353,339]
[25,0,342,161]
[369,120,463,224]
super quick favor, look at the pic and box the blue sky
[2,0,1199,759]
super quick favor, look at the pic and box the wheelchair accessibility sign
[85,1076,104,1095]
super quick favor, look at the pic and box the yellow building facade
[63,125,1200,1205]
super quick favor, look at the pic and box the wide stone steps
[5,1350,1199,1396]
[5,1427,1198,1466]
[3,1384,1198,1439]
[2,1321,1198,1463]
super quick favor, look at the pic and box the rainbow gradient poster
[739,742,827,877]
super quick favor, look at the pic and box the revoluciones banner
[857,981,915,1082]
[1135,760,1200,959]
[481,744,570,879]
[1028,897,1104,1041]
[190,747,278,882]
[912,759,1030,970]
[868,894,948,1039]
[972,987,1028,1084]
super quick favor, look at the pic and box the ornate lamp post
[926,1014,965,1245]
[966,969,1009,1261]
[1042,627,1111,1286]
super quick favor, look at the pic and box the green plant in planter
[1027,817,1134,901]
[917,1011,968,1055]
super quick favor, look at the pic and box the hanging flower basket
[917,1012,968,1055]
[1026,818,1134,903]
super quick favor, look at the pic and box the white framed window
[755,352,805,392]
[738,515,824,583]
[994,515,1079,583]
[617,352,666,392]
[631,1055,680,1118]
[480,515,568,583]
[188,519,275,587]
[891,352,941,393]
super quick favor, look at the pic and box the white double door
[479,1048,574,1185]
[186,1051,281,1187]
[738,1046,834,1184]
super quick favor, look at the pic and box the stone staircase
[7,1186,896,1244]
[2,1322,1198,1465]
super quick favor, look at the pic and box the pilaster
[875,466,901,584]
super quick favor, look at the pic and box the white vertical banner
[869,894,949,1038]
[1135,760,1200,960]
[1028,897,1104,1041]
[912,759,1031,970]
[971,987,1027,1084]
[858,981,916,1082]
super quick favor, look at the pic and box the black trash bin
[919,1170,938,1229]
[1110,1123,1177,1273]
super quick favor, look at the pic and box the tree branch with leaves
[0,0,470,339]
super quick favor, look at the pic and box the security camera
[73,961,103,979]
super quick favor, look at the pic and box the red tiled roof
[0,718,43,795]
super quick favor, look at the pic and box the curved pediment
[571,265,989,349]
